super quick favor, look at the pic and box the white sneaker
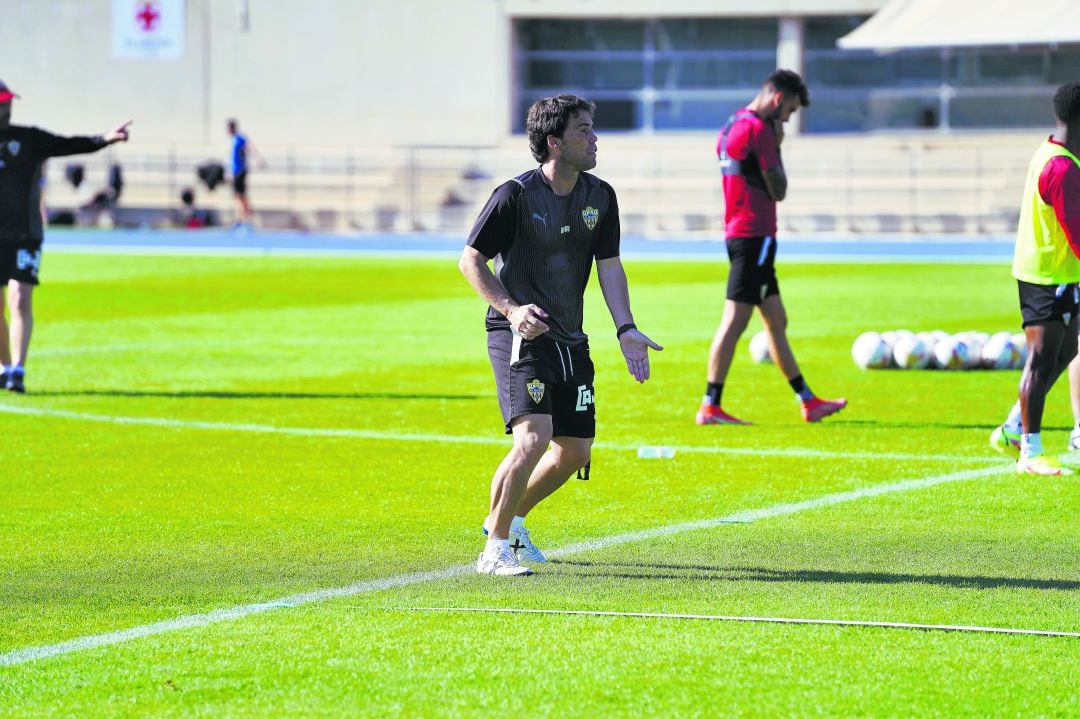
[510,525,546,563]
[1016,454,1074,476]
[476,546,533,576]
[1069,427,1080,451]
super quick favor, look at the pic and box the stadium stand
[41,132,1038,236]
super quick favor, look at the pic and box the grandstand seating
[42,131,1041,236]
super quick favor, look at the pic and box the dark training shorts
[487,329,596,438]
[726,235,779,305]
[233,171,248,195]
[0,242,42,285]
[1018,279,1080,328]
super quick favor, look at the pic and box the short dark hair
[1053,82,1080,123]
[766,69,810,108]
[526,94,597,163]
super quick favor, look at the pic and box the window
[516,18,776,132]
[515,17,1080,133]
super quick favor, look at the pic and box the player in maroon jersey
[697,70,846,425]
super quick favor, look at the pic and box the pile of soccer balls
[748,330,1027,370]
[848,330,1026,370]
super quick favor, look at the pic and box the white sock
[484,538,509,556]
[510,515,525,533]
[2,365,10,375]
[1004,401,1023,434]
[1020,433,1043,460]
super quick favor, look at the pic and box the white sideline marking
[400,607,1080,639]
[0,464,1007,668]
[0,402,997,464]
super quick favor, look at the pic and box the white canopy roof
[837,0,1080,51]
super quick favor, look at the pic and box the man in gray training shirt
[459,94,662,577]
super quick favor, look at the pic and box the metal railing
[42,133,1035,236]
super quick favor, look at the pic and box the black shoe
[6,371,24,393]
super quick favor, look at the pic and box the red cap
[0,79,18,103]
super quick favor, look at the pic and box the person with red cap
[0,79,132,393]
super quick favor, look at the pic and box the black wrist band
[616,323,637,338]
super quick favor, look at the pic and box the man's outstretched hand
[104,120,133,144]
[619,329,663,383]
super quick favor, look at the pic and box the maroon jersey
[716,108,782,239]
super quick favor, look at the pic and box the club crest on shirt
[6,140,19,157]
[582,206,599,231]
[526,378,545,404]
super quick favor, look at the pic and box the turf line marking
[0,402,997,464]
[399,607,1080,639]
[0,464,1007,668]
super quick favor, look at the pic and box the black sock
[788,375,813,400]
[705,382,723,406]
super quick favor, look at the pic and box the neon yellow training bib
[1012,139,1080,285]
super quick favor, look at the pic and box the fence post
[408,146,418,231]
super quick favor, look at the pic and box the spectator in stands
[992,81,1080,475]
[696,69,846,426]
[227,118,266,230]
[0,78,131,393]
[179,187,216,229]
[458,94,661,576]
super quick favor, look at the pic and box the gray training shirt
[466,168,620,345]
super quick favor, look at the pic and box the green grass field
[0,250,1077,717]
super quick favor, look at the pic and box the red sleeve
[1039,155,1080,259]
[720,119,750,160]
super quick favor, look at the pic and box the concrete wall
[1,0,884,149]
[2,0,509,147]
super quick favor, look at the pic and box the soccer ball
[892,334,931,369]
[915,331,939,357]
[852,331,890,369]
[955,331,988,369]
[880,330,905,368]
[932,336,971,370]
[981,331,1019,370]
[1011,332,1028,369]
[748,330,772,364]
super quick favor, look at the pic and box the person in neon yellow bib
[991,81,1080,476]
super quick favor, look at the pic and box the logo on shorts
[6,140,20,157]
[582,206,599,231]
[576,384,594,412]
[526,378,545,404]
[16,249,40,275]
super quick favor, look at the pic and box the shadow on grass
[549,560,1079,591]
[26,390,484,401]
